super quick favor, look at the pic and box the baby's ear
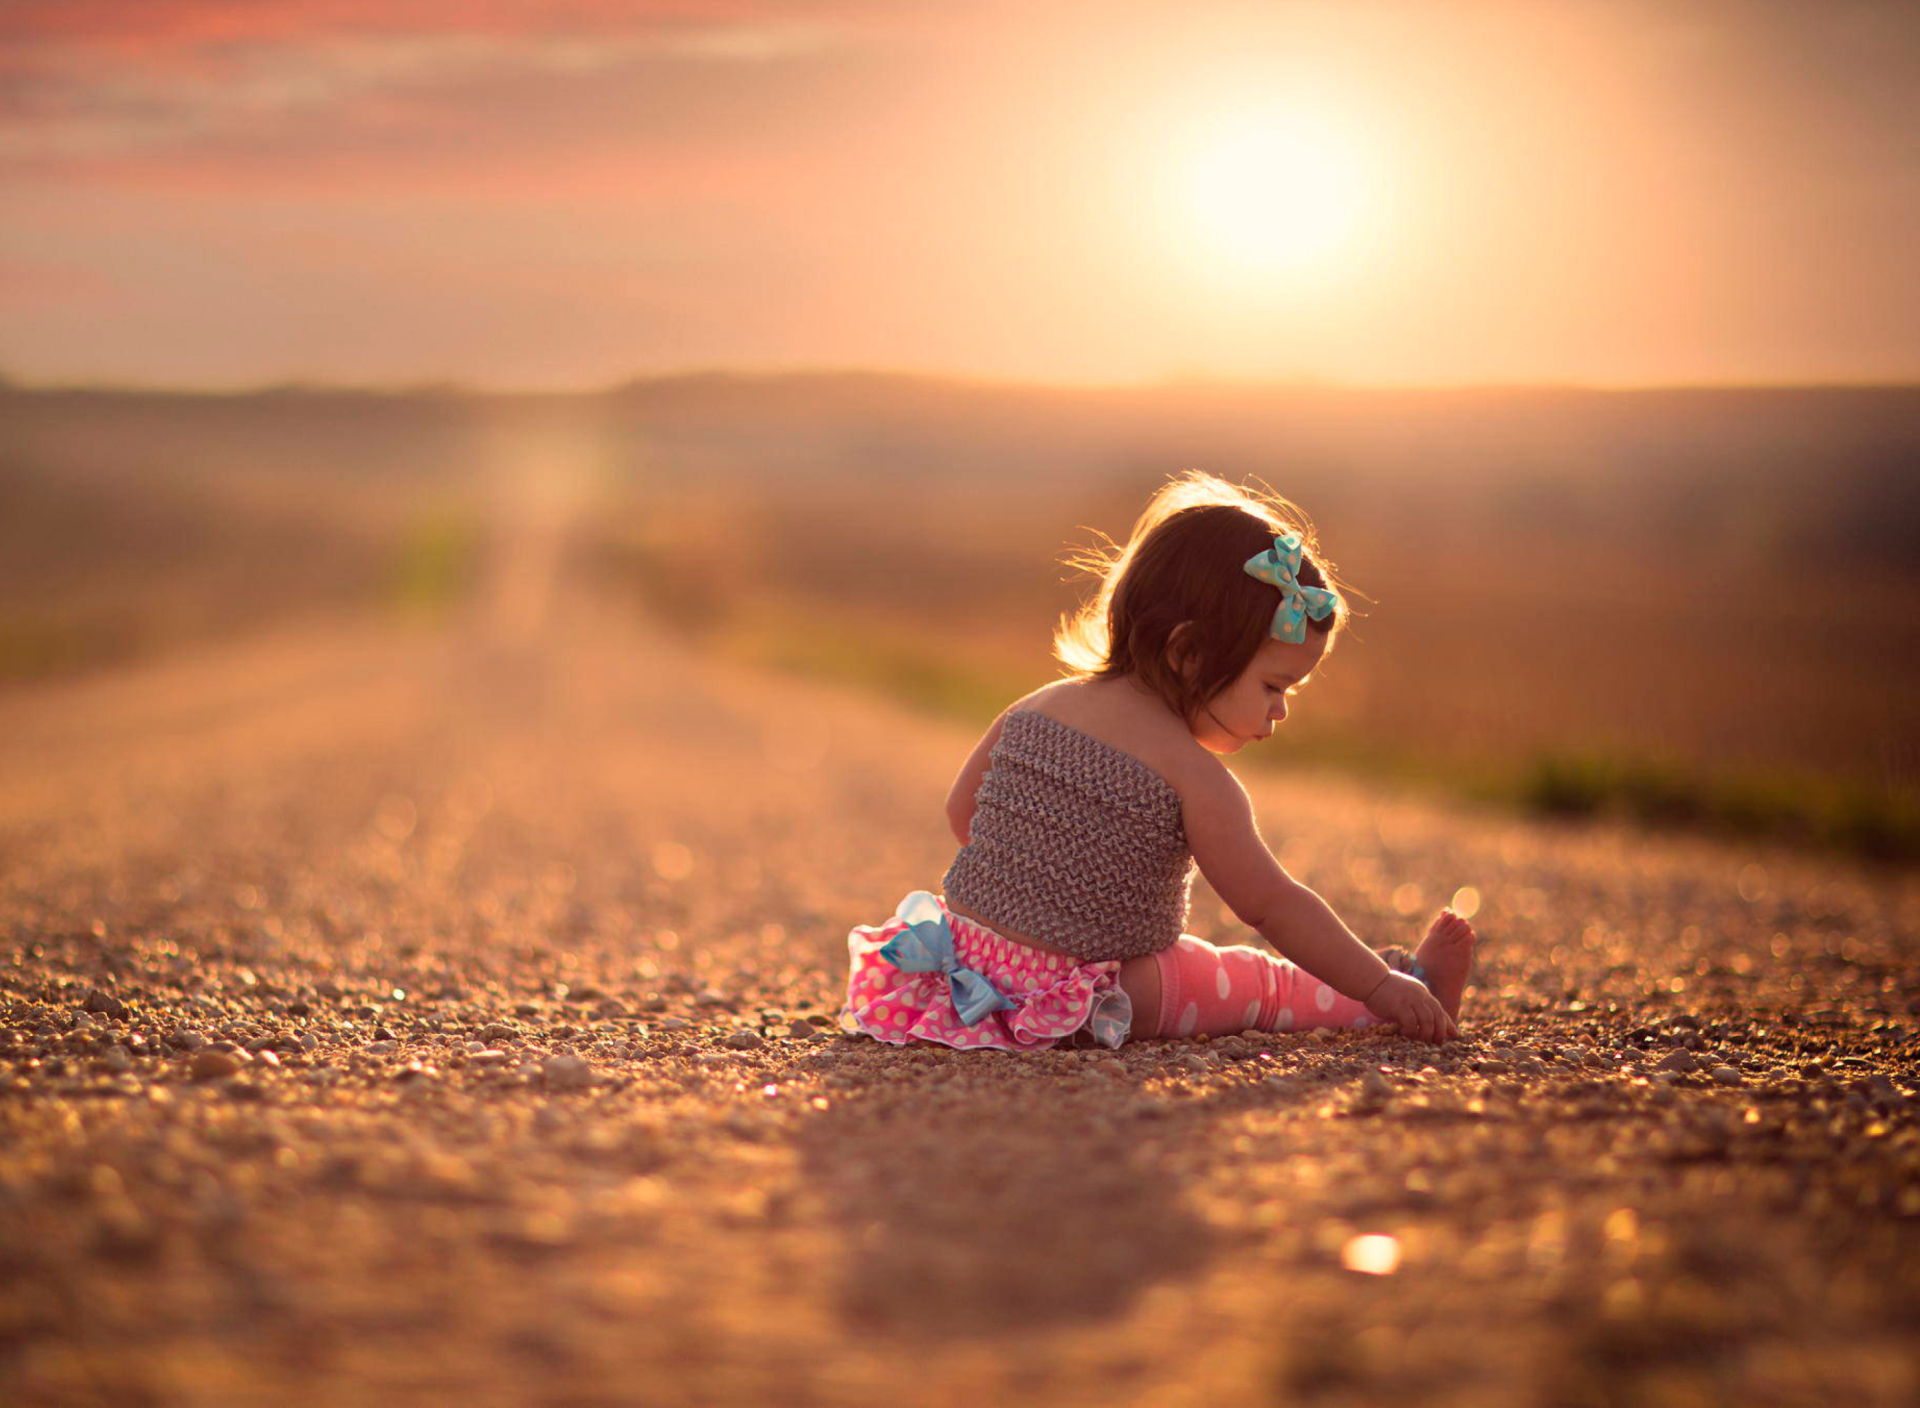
[1165,621,1200,682]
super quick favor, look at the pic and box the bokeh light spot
[1341,1233,1402,1275]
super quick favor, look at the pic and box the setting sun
[1178,101,1378,284]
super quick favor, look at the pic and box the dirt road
[3,533,1917,1407]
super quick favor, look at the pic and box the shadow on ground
[794,1054,1221,1337]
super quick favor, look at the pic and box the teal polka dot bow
[877,892,1016,1026]
[1242,532,1339,644]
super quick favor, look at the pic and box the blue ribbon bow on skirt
[877,892,1016,1025]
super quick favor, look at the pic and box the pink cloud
[0,1,846,49]
[0,0,895,182]
[0,257,120,301]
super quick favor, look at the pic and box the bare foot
[1412,909,1477,1024]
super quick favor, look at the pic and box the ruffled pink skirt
[841,892,1135,1051]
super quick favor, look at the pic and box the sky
[1,0,1915,390]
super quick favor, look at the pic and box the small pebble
[543,1055,594,1090]
[83,989,128,1019]
[1711,1066,1743,1086]
[190,1050,243,1080]
[723,1030,764,1051]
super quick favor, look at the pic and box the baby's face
[1187,632,1330,755]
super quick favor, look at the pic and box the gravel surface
[2,567,1917,1408]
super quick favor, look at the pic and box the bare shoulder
[1169,747,1254,831]
[1010,677,1077,710]
[976,680,1064,742]
[958,679,1071,761]
[1013,675,1230,807]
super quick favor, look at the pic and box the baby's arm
[1182,763,1394,1002]
[945,707,1013,846]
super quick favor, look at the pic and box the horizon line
[4,363,1918,398]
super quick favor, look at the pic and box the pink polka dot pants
[1149,934,1386,1039]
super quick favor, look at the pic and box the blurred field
[3,376,1919,1407]
[4,375,1917,859]
[2,500,1917,1408]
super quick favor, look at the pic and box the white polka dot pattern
[842,894,1136,1053]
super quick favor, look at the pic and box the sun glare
[1180,101,1376,284]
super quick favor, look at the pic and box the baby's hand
[1364,971,1457,1045]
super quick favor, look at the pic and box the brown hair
[1051,470,1355,728]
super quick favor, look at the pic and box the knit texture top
[941,708,1195,961]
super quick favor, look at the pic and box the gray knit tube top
[941,708,1195,961]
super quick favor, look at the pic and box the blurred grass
[0,616,138,683]
[6,378,1913,863]
[601,531,1918,866]
[1517,751,1920,865]
[0,452,483,683]
[717,608,1020,723]
[383,509,480,619]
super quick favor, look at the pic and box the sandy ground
[2,527,1918,1408]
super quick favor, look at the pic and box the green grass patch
[1516,750,1920,864]
[716,610,1020,724]
[384,510,479,619]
